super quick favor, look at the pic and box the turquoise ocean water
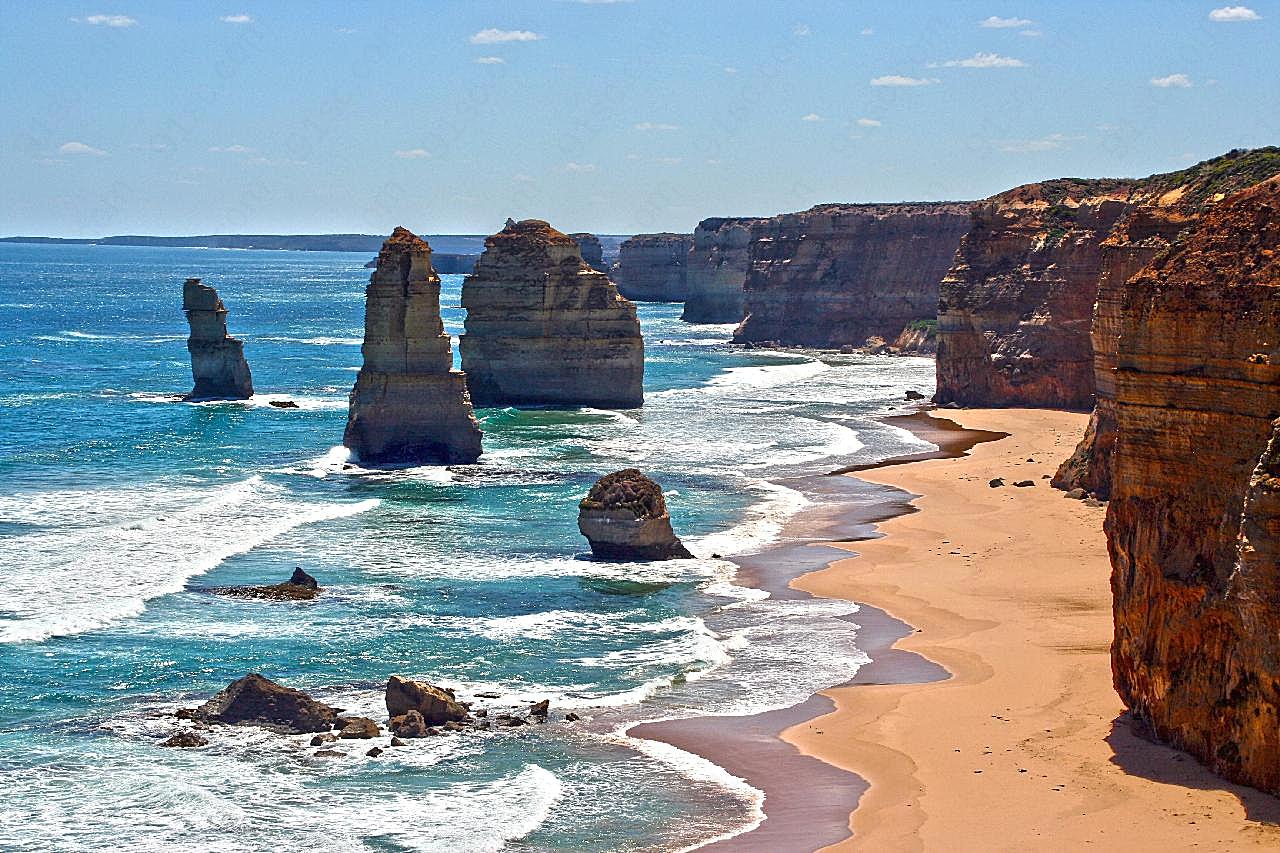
[0,243,935,852]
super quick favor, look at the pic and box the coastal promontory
[682,217,765,324]
[182,278,253,400]
[459,219,644,409]
[343,227,483,465]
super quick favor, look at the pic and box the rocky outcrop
[343,227,483,465]
[385,675,470,725]
[210,567,322,601]
[733,203,971,348]
[612,233,693,301]
[1107,175,1280,794]
[1054,148,1280,496]
[195,673,339,734]
[570,233,606,272]
[578,469,692,560]
[682,217,765,324]
[182,278,253,400]
[459,219,644,408]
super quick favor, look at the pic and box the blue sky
[1,1,1277,235]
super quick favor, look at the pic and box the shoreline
[629,409,1002,851]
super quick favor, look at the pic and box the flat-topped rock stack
[682,217,765,324]
[570,232,606,273]
[612,232,693,302]
[182,278,253,400]
[343,227,483,465]
[460,219,644,409]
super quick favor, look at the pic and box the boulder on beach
[194,673,339,734]
[578,469,693,561]
[385,675,470,725]
[211,567,322,601]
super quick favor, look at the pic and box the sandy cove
[786,408,1280,851]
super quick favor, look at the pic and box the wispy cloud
[938,52,1027,68]
[1209,5,1261,21]
[74,14,137,27]
[469,28,543,44]
[59,141,107,156]
[393,148,431,159]
[856,117,882,127]
[980,15,1033,28]
[209,144,254,153]
[860,27,874,36]
[999,133,1082,153]
[1019,29,1042,36]
[220,14,253,24]
[565,162,598,172]
[792,23,812,37]
[723,66,738,74]
[1150,73,1192,88]
[655,156,683,165]
[801,113,822,122]
[634,122,679,131]
[871,75,939,87]
[474,56,505,64]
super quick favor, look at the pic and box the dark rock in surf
[161,730,208,748]
[194,673,338,734]
[385,675,470,725]
[211,567,322,601]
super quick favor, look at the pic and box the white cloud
[792,23,811,37]
[474,56,505,64]
[860,27,874,35]
[634,122,679,131]
[1151,73,1193,88]
[723,66,738,74]
[393,148,431,159]
[1020,29,1042,36]
[940,52,1027,68]
[1209,5,1261,21]
[469,28,543,44]
[59,141,107,156]
[220,14,253,24]
[565,162,597,172]
[801,113,822,122]
[981,15,1033,28]
[999,133,1081,153]
[871,75,939,87]
[209,144,254,153]
[75,14,137,27]
[655,157,682,165]
[856,117,882,127]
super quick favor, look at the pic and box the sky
[1,1,1277,236]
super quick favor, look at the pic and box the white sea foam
[687,478,811,558]
[0,478,378,643]
[255,335,362,346]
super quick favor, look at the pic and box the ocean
[0,242,936,852]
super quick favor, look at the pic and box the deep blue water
[0,243,935,852]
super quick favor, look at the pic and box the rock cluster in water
[732,203,971,348]
[682,217,765,324]
[343,227,483,465]
[578,468,692,560]
[612,233,693,302]
[460,219,644,409]
[182,277,253,400]
[193,673,339,734]
[211,567,322,601]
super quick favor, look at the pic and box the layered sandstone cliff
[612,233,692,302]
[1107,175,1280,794]
[182,278,253,400]
[343,227,483,465]
[732,203,971,348]
[682,217,765,324]
[570,233,606,273]
[459,219,644,408]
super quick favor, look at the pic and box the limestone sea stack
[459,219,644,409]
[732,203,971,348]
[182,278,253,400]
[1106,175,1280,794]
[612,233,693,302]
[578,469,692,560]
[682,217,765,324]
[570,232,606,272]
[343,227,483,465]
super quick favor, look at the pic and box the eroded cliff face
[732,203,971,348]
[460,219,644,408]
[570,233,606,273]
[1107,176,1280,794]
[682,217,765,324]
[612,233,692,302]
[343,227,482,465]
[182,277,253,400]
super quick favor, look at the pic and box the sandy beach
[788,408,1280,851]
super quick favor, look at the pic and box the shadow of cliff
[1107,713,1280,825]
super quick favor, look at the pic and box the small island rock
[194,673,338,734]
[578,469,693,561]
[182,278,253,401]
[385,675,470,725]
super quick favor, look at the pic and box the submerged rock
[160,730,208,748]
[182,277,253,400]
[268,399,299,409]
[460,219,644,409]
[212,567,322,601]
[194,673,339,734]
[578,469,693,561]
[385,675,469,725]
[343,227,483,465]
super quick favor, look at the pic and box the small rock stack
[182,278,253,400]
[578,468,692,560]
